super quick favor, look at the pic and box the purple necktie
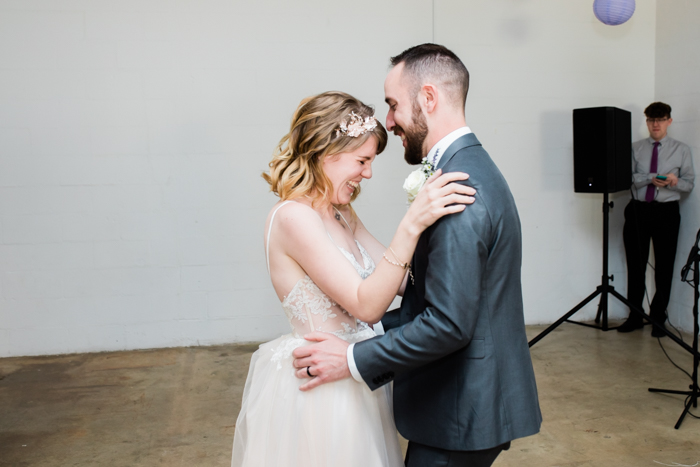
[644,142,660,202]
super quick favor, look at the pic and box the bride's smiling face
[322,136,377,205]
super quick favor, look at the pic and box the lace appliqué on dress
[270,237,379,369]
[269,337,306,370]
[332,321,374,340]
[282,276,338,325]
[337,240,375,280]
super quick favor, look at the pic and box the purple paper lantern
[593,0,636,26]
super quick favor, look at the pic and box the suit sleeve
[353,193,492,390]
[380,308,402,332]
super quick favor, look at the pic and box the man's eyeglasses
[646,117,669,124]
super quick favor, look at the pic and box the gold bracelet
[383,248,415,285]
[382,252,407,269]
[388,247,407,267]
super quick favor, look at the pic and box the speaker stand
[648,230,700,429]
[528,193,699,357]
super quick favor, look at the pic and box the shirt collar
[427,126,472,167]
[647,135,669,145]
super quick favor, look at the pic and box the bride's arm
[280,171,474,324]
[351,216,409,297]
[279,204,409,324]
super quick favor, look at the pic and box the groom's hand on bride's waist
[292,332,351,391]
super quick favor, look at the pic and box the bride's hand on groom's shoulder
[408,170,476,231]
[292,332,351,391]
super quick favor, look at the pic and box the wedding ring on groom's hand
[306,366,313,377]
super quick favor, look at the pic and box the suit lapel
[401,133,483,323]
[436,133,482,170]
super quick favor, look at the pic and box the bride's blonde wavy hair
[263,91,387,206]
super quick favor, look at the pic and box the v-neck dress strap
[327,207,375,278]
[265,200,293,274]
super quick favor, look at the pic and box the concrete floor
[1,323,698,467]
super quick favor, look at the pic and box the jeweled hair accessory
[335,112,378,138]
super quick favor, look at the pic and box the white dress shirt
[426,126,472,168]
[347,126,473,384]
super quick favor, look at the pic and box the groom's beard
[400,104,428,165]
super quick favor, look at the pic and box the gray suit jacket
[354,133,542,451]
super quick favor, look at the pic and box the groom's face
[384,64,428,165]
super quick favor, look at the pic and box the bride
[231,91,475,467]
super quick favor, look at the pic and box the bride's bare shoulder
[266,200,324,238]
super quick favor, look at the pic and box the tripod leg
[648,388,690,396]
[646,387,696,429]
[600,287,609,330]
[674,398,693,430]
[529,289,601,347]
[593,292,610,329]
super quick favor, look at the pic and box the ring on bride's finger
[306,366,314,377]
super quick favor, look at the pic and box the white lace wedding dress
[231,201,403,467]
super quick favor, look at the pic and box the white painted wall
[0,0,674,358]
[655,0,700,334]
[434,0,656,325]
[0,0,433,357]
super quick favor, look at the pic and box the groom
[293,44,542,466]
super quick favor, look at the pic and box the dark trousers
[622,200,681,324]
[405,441,510,467]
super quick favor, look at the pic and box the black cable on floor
[647,259,699,420]
[684,394,700,420]
[657,334,692,380]
[642,262,692,381]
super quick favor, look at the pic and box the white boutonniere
[403,157,436,203]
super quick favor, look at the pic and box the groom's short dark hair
[391,44,470,111]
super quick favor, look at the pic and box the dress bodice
[281,240,375,340]
[267,201,376,342]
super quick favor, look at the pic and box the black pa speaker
[573,106,632,193]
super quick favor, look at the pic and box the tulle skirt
[231,331,403,467]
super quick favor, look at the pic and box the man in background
[618,102,695,336]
